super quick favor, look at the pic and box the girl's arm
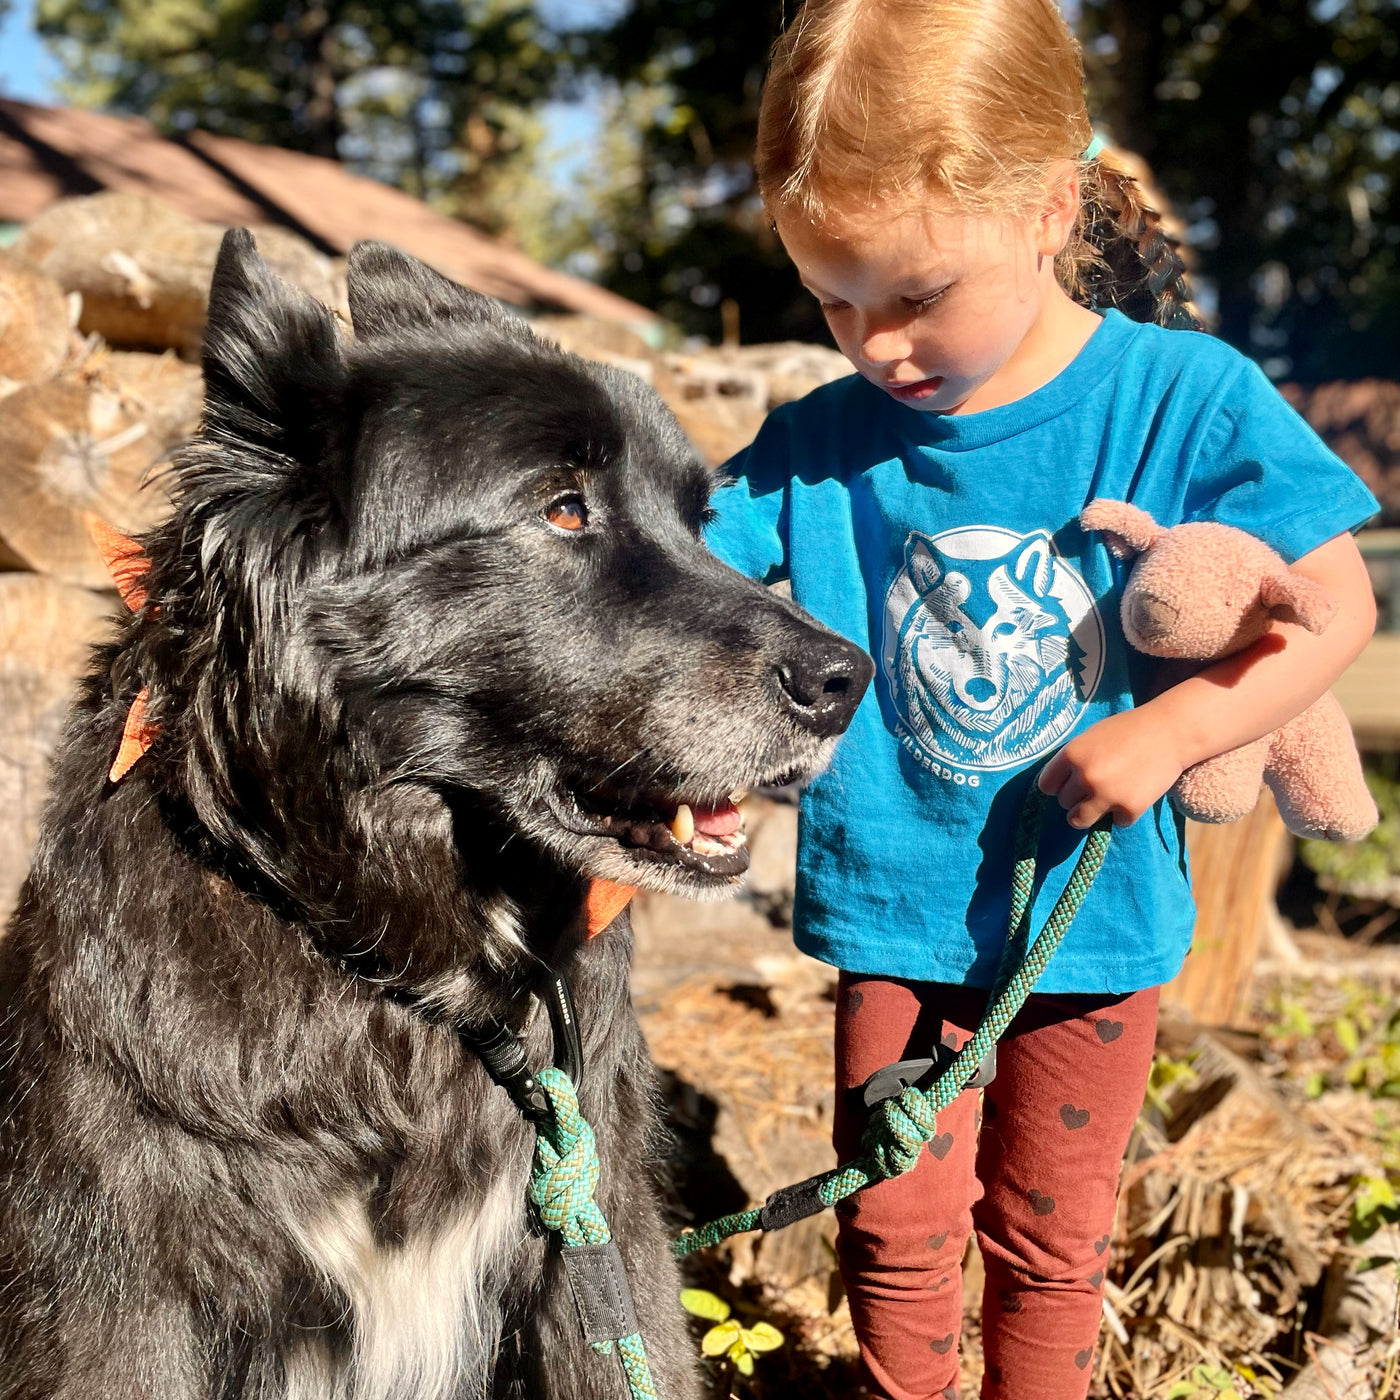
[1039,531,1377,829]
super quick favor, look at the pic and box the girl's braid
[1062,157,1202,332]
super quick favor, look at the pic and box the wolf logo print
[882,527,1104,774]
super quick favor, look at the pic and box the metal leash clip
[860,1041,996,1110]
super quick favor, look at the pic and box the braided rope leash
[674,786,1112,1258]
[529,1065,660,1400]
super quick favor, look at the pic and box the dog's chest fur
[282,1173,524,1400]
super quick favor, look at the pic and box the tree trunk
[1163,792,1291,1027]
[300,5,343,163]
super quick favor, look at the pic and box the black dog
[0,232,871,1399]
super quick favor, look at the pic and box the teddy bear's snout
[1129,591,1180,642]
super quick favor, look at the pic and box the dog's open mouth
[549,784,756,878]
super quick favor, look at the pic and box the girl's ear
[1080,499,1166,559]
[1260,570,1339,634]
[1036,161,1081,258]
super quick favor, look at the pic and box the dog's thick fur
[0,234,871,1399]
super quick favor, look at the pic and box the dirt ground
[631,798,1400,1399]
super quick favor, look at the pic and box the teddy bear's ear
[1079,499,1167,559]
[1259,570,1339,634]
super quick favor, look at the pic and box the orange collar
[85,516,634,937]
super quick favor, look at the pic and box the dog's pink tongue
[691,801,741,837]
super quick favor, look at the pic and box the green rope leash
[524,781,1111,1400]
[529,1065,660,1400]
[673,785,1112,1258]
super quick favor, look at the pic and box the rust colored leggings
[833,974,1160,1400]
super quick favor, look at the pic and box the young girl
[703,3,1380,1397]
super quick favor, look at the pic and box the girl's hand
[1037,709,1189,829]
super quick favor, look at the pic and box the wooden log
[1163,792,1292,1027]
[0,372,179,588]
[101,350,204,445]
[0,250,72,388]
[0,574,113,928]
[12,191,340,355]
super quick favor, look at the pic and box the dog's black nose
[775,636,874,737]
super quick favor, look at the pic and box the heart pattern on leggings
[999,1290,1023,1314]
[1059,1104,1091,1130]
[1075,1348,1093,1369]
[929,1132,955,1160]
[929,1333,955,1354]
[1095,1019,1123,1043]
[926,1232,948,1251]
[1028,1189,1056,1215]
[1094,1234,1110,1254]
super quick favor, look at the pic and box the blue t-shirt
[705,309,1379,994]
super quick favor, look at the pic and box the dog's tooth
[692,836,725,856]
[671,804,695,845]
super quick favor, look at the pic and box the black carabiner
[541,968,584,1089]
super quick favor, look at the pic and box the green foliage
[1300,759,1400,902]
[679,1288,784,1380]
[1079,0,1400,381]
[1351,1171,1400,1242]
[1143,1049,1200,1115]
[34,0,565,220]
[1165,1361,1280,1398]
[570,0,829,343]
[1263,981,1400,1242]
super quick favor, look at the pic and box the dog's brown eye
[546,496,588,532]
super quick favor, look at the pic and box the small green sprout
[679,1289,784,1378]
[1165,1360,1279,1398]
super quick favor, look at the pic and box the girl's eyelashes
[544,493,588,533]
[814,289,949,315]
[905,287,949,313]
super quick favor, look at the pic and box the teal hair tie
[1081,132,1106,161]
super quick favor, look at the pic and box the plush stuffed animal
[1080,499,1378,842]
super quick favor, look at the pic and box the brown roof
[0,98,656,329]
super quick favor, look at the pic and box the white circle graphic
[880,525,1105,772]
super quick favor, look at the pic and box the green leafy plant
[1299,760,1400,901]
[1165,1361,1280,1399]
[1143,1050,1200,1116]
[679,1289,784,1379]
[1350,1173,1400,1245]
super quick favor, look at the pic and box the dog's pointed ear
[346,241,515,340]
[201,227,345,482]
[906,535,944,596]
[1080,499,1166,560]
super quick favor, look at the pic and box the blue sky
[0,0,60,102]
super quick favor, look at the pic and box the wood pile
[0,210,213,918]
